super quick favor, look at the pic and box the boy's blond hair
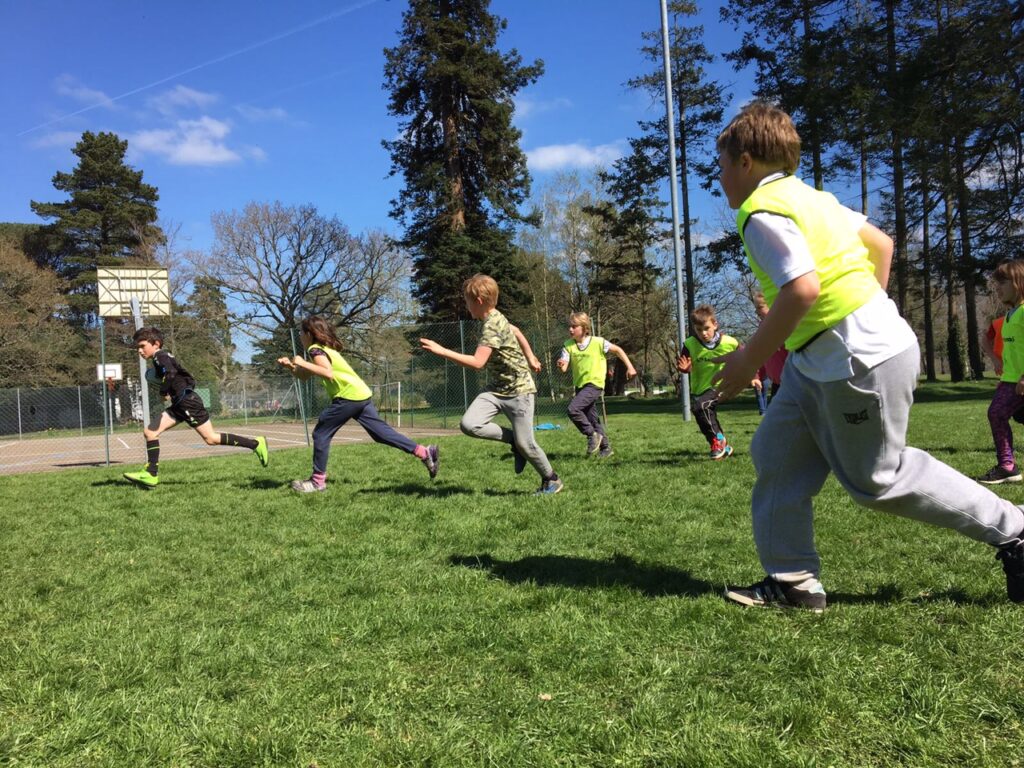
[717,102,801,175]
[568,311,592,335]
[463,274,499,308]
[690,304,717,326]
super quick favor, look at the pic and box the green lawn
[2,381,1022,767]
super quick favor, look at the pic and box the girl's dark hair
[993,260,1024,304]
[301,316,344,351]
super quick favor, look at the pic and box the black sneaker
[724,576,827,613]
[996,536,1024,603]
[421,444,440,479]
[511,444,527,475]
[976,465,1023,484]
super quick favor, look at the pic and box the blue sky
[2,0,756,258]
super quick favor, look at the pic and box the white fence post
[78,386,84,435]
[16,388,22,438]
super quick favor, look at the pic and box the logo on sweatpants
[844,409,869,425]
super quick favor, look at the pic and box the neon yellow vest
[563,336,608,389]
[737,175,879,350]
[309,344,372,401]
[684,334,739,395]
[1001,304,1024,383]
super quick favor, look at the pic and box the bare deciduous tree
[195,202,409,338]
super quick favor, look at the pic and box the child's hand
[626,366,637,379]
[291,355,305,368]
[753,379,763,391]
[556,359,569,373]
[676,355,691,373]
[527,354,542,373]
[711,348,757,401]
[276,356,293,369]
[419,338,443,355]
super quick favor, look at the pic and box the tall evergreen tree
[29,131,162,324]
[627,0,725,327]
[383,0,543,321]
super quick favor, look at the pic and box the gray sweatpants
[461,391,553,479]
[751,344,1024,584]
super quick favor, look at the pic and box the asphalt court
[0,422,457,476]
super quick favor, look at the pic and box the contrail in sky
[18,0,380,136]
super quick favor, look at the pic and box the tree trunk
[944,184,965,381]
[801,1,824,189]
[920,162,937,381]
[953,133,983,379]
[885,0,908,315]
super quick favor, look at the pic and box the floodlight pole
[130,297,151,425]
[660,0,691,421]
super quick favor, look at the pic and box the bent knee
[460,418,481,437]
[203,435,220,446]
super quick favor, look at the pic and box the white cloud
[30,131,82,149]
[526,142,623,172]
[147,85,219,116]
[234,104,289,122]
[129,116,245,166]
[54,74,115,109]
[514,96,572,120]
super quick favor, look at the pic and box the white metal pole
[660,0,691,421]
[397,381,402,428]
[16,388,22,438]
[78,385,84,435]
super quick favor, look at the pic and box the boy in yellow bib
[710,102,1024,611]
[556,311,636,458]
[676,304,755,460]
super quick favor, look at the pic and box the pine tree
[29,131,162,324]
[383,0,543,321]
[627,0,725,327]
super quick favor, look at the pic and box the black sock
[146,440,160,475]
[220,433,258,450]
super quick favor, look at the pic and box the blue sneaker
[534,475,563,496]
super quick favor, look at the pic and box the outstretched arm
[419,338,493,370]
[607,343,637,379]
[712,271,820,400]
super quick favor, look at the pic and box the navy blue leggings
[312,398,417,474]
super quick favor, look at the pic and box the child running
[123,327,268,488]
[676,304,756,459]
[977,260,1024,485]
[419,274,563,495]
[709,101,1024,611]
[556,311,636,459]
[278,316,439,493]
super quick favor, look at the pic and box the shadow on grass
[449,552,718,598]
[824,583,999,607]
[359,482,475,498]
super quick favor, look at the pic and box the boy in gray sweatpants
[710,102,1024,611]
[419,274,563,495]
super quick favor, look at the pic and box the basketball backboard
[97,267,170,317]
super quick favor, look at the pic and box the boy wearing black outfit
[123,327,268,488]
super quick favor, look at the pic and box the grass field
[2,381,1023,767]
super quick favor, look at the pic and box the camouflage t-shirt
[479,309,536,397]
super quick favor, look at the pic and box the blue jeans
[312,398,416,474]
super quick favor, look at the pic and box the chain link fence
[0,320,672,475]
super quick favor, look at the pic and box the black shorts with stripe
[165,391,210,428]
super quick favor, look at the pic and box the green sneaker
[254,436,269,467]
[123,468,159,488]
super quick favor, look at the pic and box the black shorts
[166,391,210,428]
